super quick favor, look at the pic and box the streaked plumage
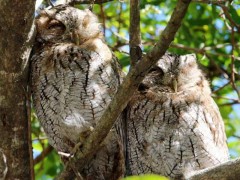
[31,5,124,179]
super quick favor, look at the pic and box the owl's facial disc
[35,12,67,43]
[43,6,74,31]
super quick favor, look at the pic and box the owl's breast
[31,44,120,146]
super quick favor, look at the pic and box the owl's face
[35,5,101,44]
[141,54,201,92]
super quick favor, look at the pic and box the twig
[115,3,123,45]
[100,4,106,35]
[226,7,240,99]
[230,39,240,99]
[212,81,230,93]
[233,135,240,139]
[230,54,240,99]
[34,145,54,165]
[129,0,141,66]
[192,0,228,5]
[112,31,129,43]
[205,53,229,79]
[213,95,240,102]
[219,102,240,106]
[48,0,54,6]
[212,95,240,106]
[170,43,240,60]
[220,4,240,32]
[56,0,192,179]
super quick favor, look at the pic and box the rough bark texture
[0,1,35,179]
[188,158,240,180]
[66,0,114,5]
[130,0,141,66]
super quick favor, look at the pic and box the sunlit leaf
[123,174,169,180]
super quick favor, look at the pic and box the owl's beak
[173,78,178,93]
[71,30,80,45]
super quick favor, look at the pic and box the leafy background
[32,0,240,179]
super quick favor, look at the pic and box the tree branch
[57,0,192,179]
[192,0,228,5]
[34,145,54,165]
[129,0,141,66]
[220,4,240,32]
[188,158,240,180]
[67,0,114,5]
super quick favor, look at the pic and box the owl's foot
[71,126,94,156]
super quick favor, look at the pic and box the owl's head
[35,5,101,44]
[140,54,204,93]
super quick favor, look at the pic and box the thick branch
[129,0,141,66]
[0,1,35,179]
[57,0,192,178]
[188,158,240,180]
[67,0,114,5]
[192,0,228,5]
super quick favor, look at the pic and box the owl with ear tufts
[31,5,124,179]
[126,53,229,179]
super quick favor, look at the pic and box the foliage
[123,174,169,180]
[32,0,240,179]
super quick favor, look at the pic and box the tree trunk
[0,1,35,179]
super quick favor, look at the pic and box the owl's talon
[71,127,94,156]
[71,141,83,156]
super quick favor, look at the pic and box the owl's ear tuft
[180,54,197,64]
[82,14,91,28]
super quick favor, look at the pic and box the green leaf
[229,5,240,24]
[123,174,169,180]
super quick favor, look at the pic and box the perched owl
[31,5,124,179]
[126,53,229,179]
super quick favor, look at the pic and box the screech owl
[125,53,229,179]
[31,5,124,179]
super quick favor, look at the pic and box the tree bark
[188,158,240,180]
[0,1,35,179]
[129,0,141,66]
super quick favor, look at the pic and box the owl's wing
[200,97,229,160]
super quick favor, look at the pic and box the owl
[31,5,124,179]
[126,53,229,179]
